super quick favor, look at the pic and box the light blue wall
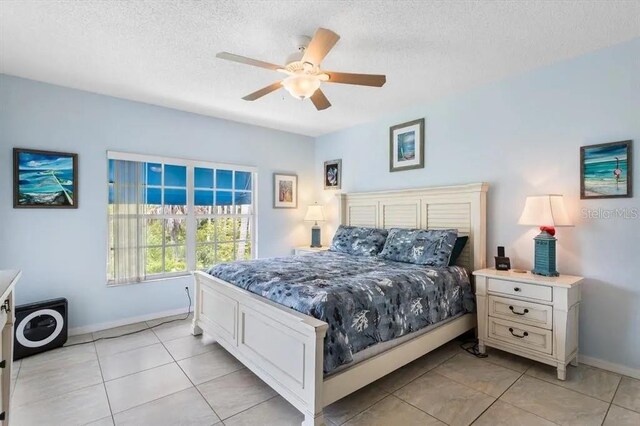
[316,39,640,370]
[0,75,315,331]
[2,38,639,370]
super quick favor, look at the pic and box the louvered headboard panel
[337,183,488,272]
[381,202,420,229]
[347,204,378,228]
[425,203,472,269]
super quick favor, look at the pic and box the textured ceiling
[1,1,639,136]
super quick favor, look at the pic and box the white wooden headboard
[337,183,488,272]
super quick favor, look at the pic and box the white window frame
[107,150,258,286]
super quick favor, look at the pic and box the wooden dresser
[0,270,20,425]
[473,268,583,380]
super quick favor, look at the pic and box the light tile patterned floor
[10,315,640,425]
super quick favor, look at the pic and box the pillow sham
[379,228,458,266]
[329,225,389,256]
[448,236,469,266]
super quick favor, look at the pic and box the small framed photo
[389,118,425,172]
[581,140,633,199]
[273,173,298,208]
[324,159,342,190]
[14,148,79,208]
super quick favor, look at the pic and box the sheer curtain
[111,160,145,284]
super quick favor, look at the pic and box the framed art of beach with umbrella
[13,148,78,208]
[581,140,632,199]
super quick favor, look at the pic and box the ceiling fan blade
[216,52,283,71]
[325,72,386,87]
[302,28,340,67]
[310,89,331,110]
[242,82,283,101]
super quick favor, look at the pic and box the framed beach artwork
[324,159,342,189]
[13,148,78,208]
[389,118,425,172]
[273,173,298,208]
[581,140,633,199]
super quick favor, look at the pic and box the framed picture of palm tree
[273,173,298,208]
[389,118,425,172]
[13,148,79,208]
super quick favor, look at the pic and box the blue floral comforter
[207,251,475,373]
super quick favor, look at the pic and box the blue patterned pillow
[379,228,458,266]
[329,225,389,256]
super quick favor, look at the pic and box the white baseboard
[68,307,190,336]
[580,355,640,380]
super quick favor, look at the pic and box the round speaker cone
[16,309,64,348]
[24,315,57,341]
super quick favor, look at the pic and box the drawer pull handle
[508,327,528,338]
[509,306,529,316]
[513,287,521,292]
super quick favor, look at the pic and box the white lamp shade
[518,195,573,227]
[304,205,325,222]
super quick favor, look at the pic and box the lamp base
[531,230,559,277]
[310,225,322,248]
[532,269,559,277]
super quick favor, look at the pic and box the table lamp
[304,203,325,248]
[518,195,573,277]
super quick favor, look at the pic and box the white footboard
[192,271,328,426]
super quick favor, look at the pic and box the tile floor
[10,315,640,426]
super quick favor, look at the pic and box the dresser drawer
[488,317,552,355]
[488,295,553,330]
[487,278,552,302]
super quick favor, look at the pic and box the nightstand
[294,246,329,255]
[473,268,583,380]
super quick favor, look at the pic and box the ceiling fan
[216,28,386,111]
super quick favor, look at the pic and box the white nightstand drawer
[488,295,553,329]
[487,278,552,302]
[488,317,552,355]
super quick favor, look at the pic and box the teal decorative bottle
[532,230,559,277]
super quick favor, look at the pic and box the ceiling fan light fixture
[217,27,386,110]
[282,74,322,99]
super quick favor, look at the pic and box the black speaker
[14,298,68,360]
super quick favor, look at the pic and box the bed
[192,183,488,425]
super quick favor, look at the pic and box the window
[193,167,254,269]
[107,152,256,285]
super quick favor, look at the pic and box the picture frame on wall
[389,118,425,172]
[324,159,342,190]
[273,173,298,208]
[580,140,633,199]
[13,148,79,208]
